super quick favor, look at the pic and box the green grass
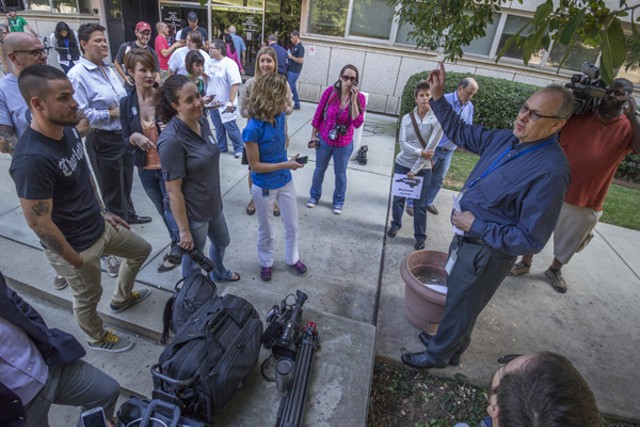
[441,151,640,231]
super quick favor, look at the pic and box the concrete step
[4,238,376,426]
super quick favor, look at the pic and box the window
[462,13,500,56]
[349,0,395,39]
[308,0,349,37]
[496,14,544,64]
[53,0,77,13]
[546,41,599,72]
[395,20,416,46]
[27,0,51,11]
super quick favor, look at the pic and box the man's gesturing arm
[18,198,83,268]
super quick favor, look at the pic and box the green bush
[615,153,640,183]
[399,71,538,129]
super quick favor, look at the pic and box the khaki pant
[553,202,602,265]
[45,222,151,342]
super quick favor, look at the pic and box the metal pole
[261,0,266,46]
[208,0,212,47]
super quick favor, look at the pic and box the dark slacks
[85,130,135,220]
[426,236,516,364]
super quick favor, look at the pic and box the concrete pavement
[1,101,639,424]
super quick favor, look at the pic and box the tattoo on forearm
[0,126,18,155]
[39,233,64,254]
[32,201,50,216]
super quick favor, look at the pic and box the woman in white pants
[242,73,307,281]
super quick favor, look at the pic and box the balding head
[457,77,479,105]
[228,25,236,34]
[5,32,47,74]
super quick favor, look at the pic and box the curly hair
[247,73,288,123]
[153,75,191,124]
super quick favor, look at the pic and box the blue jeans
[425,147,455,205]
[137,168,179,243]
[287,71,301,108]
[391,163,431,243]
[309,138,354,207]
[182,211,234,281]
[209,109,243,154]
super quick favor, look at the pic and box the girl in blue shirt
[242,73,307,281]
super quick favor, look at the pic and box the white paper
[451,193,464,236]
[218,105,238,124]
[425,284,448,295]
[391,173,423,199]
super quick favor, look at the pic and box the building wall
[297,36,571,116]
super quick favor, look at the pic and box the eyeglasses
[519,104,563,122]
[11,48,49,57]
[341,75,356,82]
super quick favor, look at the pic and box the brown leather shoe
[426,205,439,215]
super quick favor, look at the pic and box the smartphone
[78,407,108,427]
[295,156,308,164]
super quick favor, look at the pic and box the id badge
[67,54,72,61]
[445,247,458,275]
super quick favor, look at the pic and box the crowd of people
[1,9,639,426]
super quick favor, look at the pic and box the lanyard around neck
[464,139,554,191]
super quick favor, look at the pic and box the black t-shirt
[10,127,105,251]
[288,42,304,73]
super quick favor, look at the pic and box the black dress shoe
[401,350,446,369]
[418,332,461,366]
[387,226,399,238]
[128,215,152,224]
[414,241,425,250]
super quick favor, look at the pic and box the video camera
[565,62,607,115]
[261,290,308,360]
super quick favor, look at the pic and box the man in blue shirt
[268,33,288,76]
[287,30,304,110]
[228,25,247,66]
[422,77,478,215]
[401,63,573,369]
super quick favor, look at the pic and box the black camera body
[565,62,607,115]
[329,124,348,140]
[262,290,308,360]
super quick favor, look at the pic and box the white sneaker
[333,205,343,215]
[306,199,318,208]
[102,256,120,277]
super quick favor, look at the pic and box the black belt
[457,235,486,245]
[91,129,122,135]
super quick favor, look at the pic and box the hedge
[399,71,640,183]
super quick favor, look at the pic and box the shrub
[399,71,538,129]
[615,153,640,183]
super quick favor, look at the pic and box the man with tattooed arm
[10,65,151,353]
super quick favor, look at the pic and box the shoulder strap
[409,111,427,149]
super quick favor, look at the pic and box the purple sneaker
[289,260,307,275]
[260,266,272,281]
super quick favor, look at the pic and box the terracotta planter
[400,250,448,335]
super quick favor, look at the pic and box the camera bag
[152,292,263,424]
[116,396,206,427]
[161,268,217,344]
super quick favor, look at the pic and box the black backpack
[161,270,217,344]
[356,144,368,165]
[152,295,263,423]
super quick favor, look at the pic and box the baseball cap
[135,21,151,32]
[188,12,197,22]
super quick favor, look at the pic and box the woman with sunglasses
[306,64,366,215]
[240,46,293,217]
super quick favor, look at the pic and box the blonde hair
[254,46,278,79]
[247,73,288,123]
